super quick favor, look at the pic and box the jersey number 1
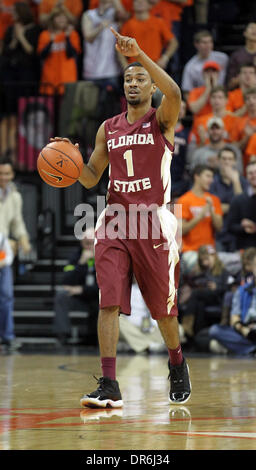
[123,150,134,177]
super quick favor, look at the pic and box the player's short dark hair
[192,164,214,179]
[124,61,144,73]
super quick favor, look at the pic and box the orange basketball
[37,140,84,188]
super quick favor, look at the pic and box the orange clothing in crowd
[120,15,174,63]
[227,87,245,113]
[229,114,256,168]
[0,0,21,40]
[89,0,133,12]
[150,0,193,27]
[39,0,83,18]
[187,86,212,119]
[245,133,256,163]
[190,111,239,145]
[177,190,223,253]
[37,30,81,94]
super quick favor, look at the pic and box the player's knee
[100,305,120,316]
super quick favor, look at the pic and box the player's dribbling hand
[50,137,79,148]
[110,27,141,57]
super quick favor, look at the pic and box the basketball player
[52,28,191,408]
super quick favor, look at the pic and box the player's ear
[151,83,157,95]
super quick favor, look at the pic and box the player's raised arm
[51,122,109,189]
[110,27,181,133]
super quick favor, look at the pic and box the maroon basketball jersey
[104,107,174,210]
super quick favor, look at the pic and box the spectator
[226,161,256,250]
[181,30,229,97]
[187,61,220,120]
[81,0,121,92]
[187,117,243,173]
[226,23,256,91]
[53,228,98,346]
[0,2,41,163]
[0,158,31,257]
[171,99,190,198]
[39,0,83,27]
[119,0,178,70]
[228,64,256,116]
[0,233,19,351]
[190,86,238,146]
[209,147,249,252]
[37,7,81,95]
[180,244,229,340]
[209,251,256,356]
[177,164,223,272]
[230,87,256,169]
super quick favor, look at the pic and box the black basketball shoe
[168,358,191,404]
[80,377,123,409]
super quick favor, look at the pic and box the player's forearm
[78,163,100,189]
[136,49,181,101]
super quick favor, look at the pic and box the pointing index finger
[110,26,121,39]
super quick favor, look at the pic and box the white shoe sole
[80,396,123,409]
[169,363,192,405]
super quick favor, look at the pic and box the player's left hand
[50,137,79,148]
[110,27,141,57]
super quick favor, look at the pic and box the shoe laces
[168,365,185,385]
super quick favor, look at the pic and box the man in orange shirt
[119,0,178,70]
[177,164,223,271]
[228,64,256,116]
[190,85,238,146]
[187,61,220,121]
[230,87,256,169]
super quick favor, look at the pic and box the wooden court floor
[0,351,256,451]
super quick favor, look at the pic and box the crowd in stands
[0,0,256,355]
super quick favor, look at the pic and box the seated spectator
[209,251,256,356]
[81,0,121,93]
[37,7,81,95]
[53,228,98,345]
[0,158,31,257]
[177,164,223,273]
[171,99,190,198]
[187,117,243,173]
[181,30,229,98]
[190,86,238,146]
[187,61,220,121]
[226,161,256,249]
[0,233,20,351]
[230,87,256,170]
[39,0,83,27]
[227,64,256,116]
[119,0,178,71]
[180,244,229,340]
[209,147,249,252]
[226,23,256,91]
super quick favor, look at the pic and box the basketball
[37,140,84,188]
